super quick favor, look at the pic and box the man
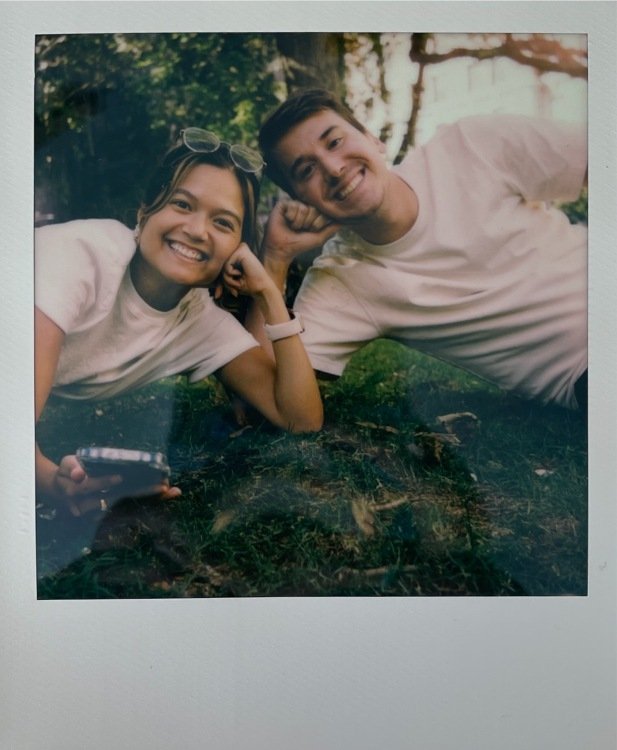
[254,88,588,411]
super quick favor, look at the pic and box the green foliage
[559,188,588,225]
[35,33,280,224]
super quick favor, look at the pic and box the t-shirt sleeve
[455,114,587,203]
[294,261,381,376]
[34,220,131,333]
[186,301,260,383]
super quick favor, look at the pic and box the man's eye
[297,163,315,181]
[328,137,342,150]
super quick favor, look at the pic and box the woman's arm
[217,244,323,433]
[35,307,111,509]
[245,200,339,357]
[35,307,64,424]
[34,307,179,511]
[34,307,86,500]
[218,342,323,434]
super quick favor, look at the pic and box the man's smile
[333,170,364,202]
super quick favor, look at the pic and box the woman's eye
[214,217,236,231]
[170,199,191,210]
[328,137,342,150]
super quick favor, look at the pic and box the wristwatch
[264,311,305,342]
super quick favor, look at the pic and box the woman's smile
[132,163,245,309]
[166,238,210,263]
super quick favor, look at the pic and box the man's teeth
[337,173,363,200]
[169,241,205,261]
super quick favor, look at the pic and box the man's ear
[369,132,387,155]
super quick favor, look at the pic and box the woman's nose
[183,212,210,242]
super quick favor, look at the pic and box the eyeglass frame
[179,128,266,174]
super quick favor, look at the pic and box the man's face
[273,110,390,225]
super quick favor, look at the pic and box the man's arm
[469,115,587,203]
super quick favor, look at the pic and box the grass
[36,340,587,598]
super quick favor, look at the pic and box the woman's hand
[38,450,181,517]
[218,242,324,434]
[222,243,276,299]
[34,309,181,518]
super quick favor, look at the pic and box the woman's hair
[137,139,261,251]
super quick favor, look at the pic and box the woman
[35,128,323,514]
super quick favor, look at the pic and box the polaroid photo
[2,2,615,749]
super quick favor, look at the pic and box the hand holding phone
[76,446,171,494]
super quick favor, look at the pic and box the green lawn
[36,340,587,598]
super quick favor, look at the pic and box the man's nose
[322,155,345,182]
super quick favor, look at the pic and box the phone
[76,446,170,485]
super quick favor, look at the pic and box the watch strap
[264,311,305,342]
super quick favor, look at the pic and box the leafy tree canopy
[36,33,280,223]
[35,32,587,227]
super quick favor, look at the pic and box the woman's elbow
[287,407,324,434]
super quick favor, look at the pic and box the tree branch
[409,34,587,80]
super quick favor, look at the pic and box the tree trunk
[274,33,346,96]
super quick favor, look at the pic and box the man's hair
[259,88,367,193]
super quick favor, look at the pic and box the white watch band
[264,312,305,342]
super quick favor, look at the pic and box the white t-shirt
[295,115,588,409]
[35,219,259,400]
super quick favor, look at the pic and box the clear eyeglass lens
[229,144,265,173]
[182,128,220,153]
[182,128,264,173]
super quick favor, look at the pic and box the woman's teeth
[169,240,206,261]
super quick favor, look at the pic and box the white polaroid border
[2,2,615,749]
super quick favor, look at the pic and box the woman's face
[137,163,245,296]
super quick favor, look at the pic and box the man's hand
[261,200,340,266]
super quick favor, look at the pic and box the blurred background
[35,32,587,228]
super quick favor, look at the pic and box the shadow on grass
[36,343,587,599]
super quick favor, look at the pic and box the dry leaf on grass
[412,431,461,463]
[351,499,376,537]
[370,497,410,512]
[436,411,479,436]
[229,425,253,439]
[211,509,237,533]
[355,421,400,434]
[534,468,555,477]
